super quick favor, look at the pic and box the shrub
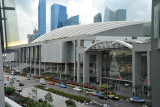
[37,85,91,103]
[5,86,15,96]
[26,99,52,107]
[66,99,76,107]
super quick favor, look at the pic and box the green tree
[26,99,52,107]
[66,99,76,107]
[5,86,15,96]
[45,92,53,103]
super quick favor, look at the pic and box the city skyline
[15,0,151,44]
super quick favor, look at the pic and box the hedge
[37,85,91,103]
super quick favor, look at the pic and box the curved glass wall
[102,49,132,81]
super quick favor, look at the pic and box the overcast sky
[15,0,152,44]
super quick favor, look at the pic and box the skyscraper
[94,13,102,23]
[51,4,68,30]
[116,9,126,21]
[38,0,46,36]
[64,15,79,26]
[104,7,115,22]
[104,7,126,22]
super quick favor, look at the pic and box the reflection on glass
[154,3,160,38]
[4,0,20,47]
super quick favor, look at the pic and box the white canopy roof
[32,21,150,43]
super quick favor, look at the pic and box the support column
[34,46,36,75]
[77,54,80,82]
[147,51,150,86]
[65,63,67,74]
[132,52,141,93]
[73,40,76,82]
[96,52,102,84]
[83,52,89,84]
[30,47,32,73]
[39,46,41,76]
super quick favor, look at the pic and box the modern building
[116,9,126,21]
[104,7,126,22]
[51,4,68,30]
[27,29,39,43]
[104,7,115,22]
[94,13,102,23]
[38,0,46,36]
[64,15,79,26]
[5,21,151,98]
[151,0,160,106]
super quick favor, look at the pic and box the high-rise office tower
[116,9,126,21]
[51,4,68,30]
[64,15,79,26]
[94,13,102,23]
[38,0,46,36]
[104,7,115,22]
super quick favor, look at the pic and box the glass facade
[51,4,67,30]
[104,7,115,22]
[143,23,151,37]
[94,13,102,23]
[38,0,46,36]
[154,3,160,38]
[4,0,20,47]
[64,15,79,26]
[116,9,126,21]
[102,50,132,81]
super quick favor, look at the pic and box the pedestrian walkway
[20,87,88,107]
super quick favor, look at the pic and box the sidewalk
[20,87,88,107]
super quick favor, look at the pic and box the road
[3,72,143,107]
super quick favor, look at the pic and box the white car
[15,77,20,82]
[73,87,82,91]
[16,86,23,92]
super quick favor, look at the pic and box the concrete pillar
[44,62,46,72]
[65,63,67,74]
[73,40,76,82]
[96,52,102,84]
[30,47,32,73]
[77,54,80,82]
[34,46,36,75]
[132,52,141,93]
[57,64,59,73]
[147,51,150,86]
[83,52,90,84]
[0,37,5,107]
[39,46,41,76]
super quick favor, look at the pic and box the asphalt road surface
[3,72,143,107]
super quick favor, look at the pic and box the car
[73,87,82,91]
[16,86,23,92]
[48,81,54,85]
[99,95,108,100]
[40,78,46,85]
[19,82,24,86]
[108,94,119,100]
[91,91,100,96]
[60,84,67,88]
[15,77,20,82]
[130,97,144,103]
[38,98,47,103]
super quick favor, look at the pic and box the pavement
[3,72,144,107]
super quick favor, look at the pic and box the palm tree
[45,92,53,103]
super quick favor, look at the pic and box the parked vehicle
[16,86,23,92]
[15,77,20,82]
[38,98,47,103]
[99,95,108,100]
[108,94,119,100]
[91,91,100,96]
[40,78,46,85]
[73,87,82,91]
[130,97,144,103]
[19,82,24,86]
[48,81,54,85]
[60,84,67,88]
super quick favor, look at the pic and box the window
[154,3,160,38]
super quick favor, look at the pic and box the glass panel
[154,3,160,38]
